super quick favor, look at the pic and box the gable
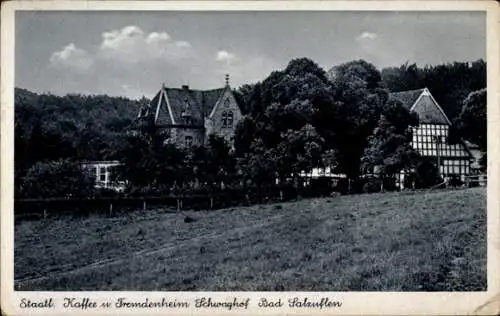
[412,92,451,125]
[389,88,451,125]
[138,90,173,126]
[155,90,174,126]
[140,84,241,127]
[202,89,226,117]
[164,88,205,125]
[209,87,241,119]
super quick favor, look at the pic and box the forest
[14,58,487,199]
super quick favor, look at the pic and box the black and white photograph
[1,1,499,315]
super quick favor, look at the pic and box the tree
[275,124,326,181]
[362,114,420,188]
[327,59,389,178]
[182,135,236,207]
[414,160,442,189]
[14,88,146,163]
[189,134,235,187]
[115,118,185,193]
[233,116,257,157]
[233,83,262,116]
[329,59,385,91]
[381,62,422,92]
[236,139,279,197]
[454,89,487,151]
[234,58,335,180]
[479,152,487,171]
[382,98,419,134]
[18,159,95,198]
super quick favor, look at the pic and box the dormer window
[181,97,192,125]
[183,116,192,125]
[227,111,234,127]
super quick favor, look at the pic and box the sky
[15,11,485,99]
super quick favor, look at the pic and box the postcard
[1,1,499,315]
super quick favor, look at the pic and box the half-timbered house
[389,88,473,187]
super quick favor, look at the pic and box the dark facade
[137,79,243,148]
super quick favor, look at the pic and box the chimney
[182,84,189,90]
[225,74,230,86]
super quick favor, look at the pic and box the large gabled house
[137,76,243,148]
[389,87,473,185]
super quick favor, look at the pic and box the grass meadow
[14,188,486,291]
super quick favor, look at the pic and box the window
[221,111,228,127]
[99,167,107,182]
[185,136,193,148]
[221,111,234,128]
[224,98,231,107]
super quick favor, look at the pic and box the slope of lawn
[14,188,486,291]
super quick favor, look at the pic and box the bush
[382,176,398,191]
[277,181,298,200]
[308,177,333,197]
[415,160,442,189]
[448,175,464,187]
[349,178,368,194]
[19,159,96,198]
[335,178,349,195]
[403,172,416,190]
[363,178,382,193]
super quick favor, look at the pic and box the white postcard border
[1,1,499,315]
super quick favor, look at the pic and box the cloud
[46,26,276,99]
[354,31,405,68]
[356,32,378,41]
[175,41,191,49]
[98,25,194,63]
[50,25,194,72]
[49,43,94,73]
[215,50,238,65]
[47,25,200,98]
[101,25,145,50]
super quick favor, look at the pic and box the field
[14,188,486,291]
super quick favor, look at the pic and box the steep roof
[139,85,226,126]
[202,88,226,117]
[389,88,451,125]
[388,88,425,110]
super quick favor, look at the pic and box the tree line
[14,58,486,200]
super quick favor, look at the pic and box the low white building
[81,160,125,191]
